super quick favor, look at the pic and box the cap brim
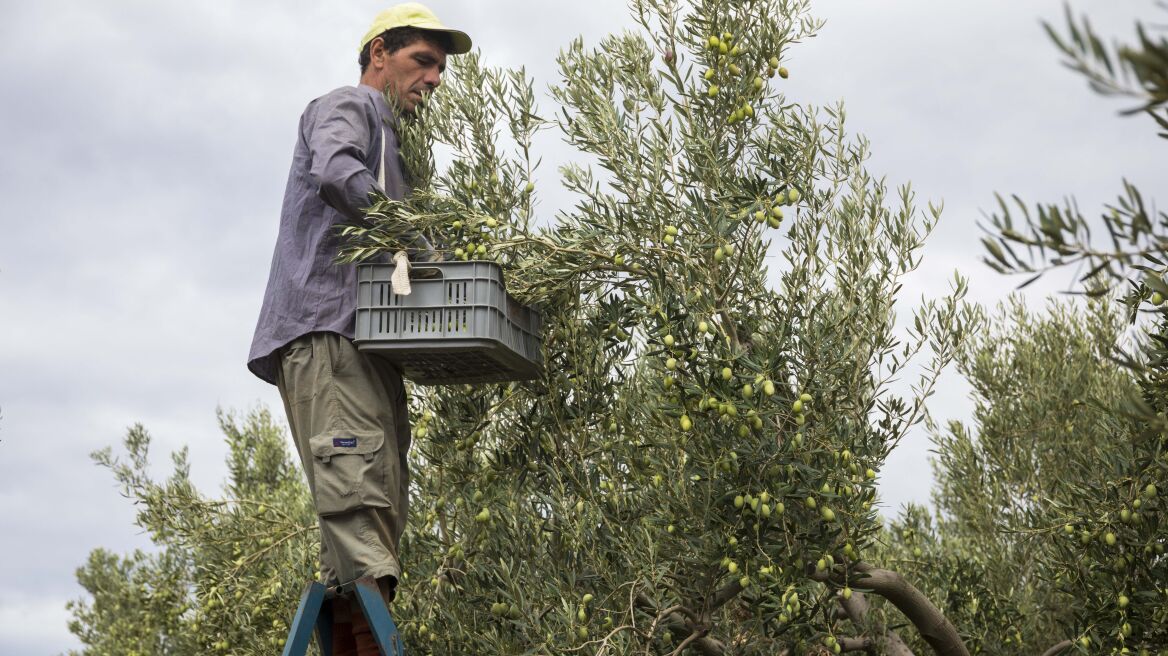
[423,27,472,55]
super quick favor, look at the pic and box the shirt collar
[357,83,399,128]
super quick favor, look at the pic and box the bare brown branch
[706,579,744,613]
[1039,639,1073,656]
[812,562,968,656]
[838,636,874,652]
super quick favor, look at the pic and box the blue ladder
[281,576,405,656]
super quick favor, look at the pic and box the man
[247,4,470,653]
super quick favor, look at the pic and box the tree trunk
[839,591,916,656]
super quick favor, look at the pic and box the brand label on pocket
[333,437,358,448]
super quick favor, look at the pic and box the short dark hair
[359,26,453,73]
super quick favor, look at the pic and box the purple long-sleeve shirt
[248,84,411,385]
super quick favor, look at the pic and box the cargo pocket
[309,430,394,516]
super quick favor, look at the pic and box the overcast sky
[0,1,1163,653]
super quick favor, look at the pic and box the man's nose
[425,67,442,89]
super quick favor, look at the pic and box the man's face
[368,37,448,113]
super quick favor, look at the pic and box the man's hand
[408,235,442,263]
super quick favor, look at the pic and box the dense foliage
[339,0,974,652]
[882,298,1164,655]
[67,410,317,655]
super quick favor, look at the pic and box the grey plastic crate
[354,260,543,385]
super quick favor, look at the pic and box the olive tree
[343,0,977,652]
[911,4,1168,654]
[67,409,319,656]
[882,298,1159,655]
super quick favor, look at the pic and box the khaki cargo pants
[276,332,411,587]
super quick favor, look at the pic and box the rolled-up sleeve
[307,93,380,222]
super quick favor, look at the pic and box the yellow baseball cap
[359,3,472,55]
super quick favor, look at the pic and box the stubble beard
[383,84,417,116]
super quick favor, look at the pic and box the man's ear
[368,37,387,68]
